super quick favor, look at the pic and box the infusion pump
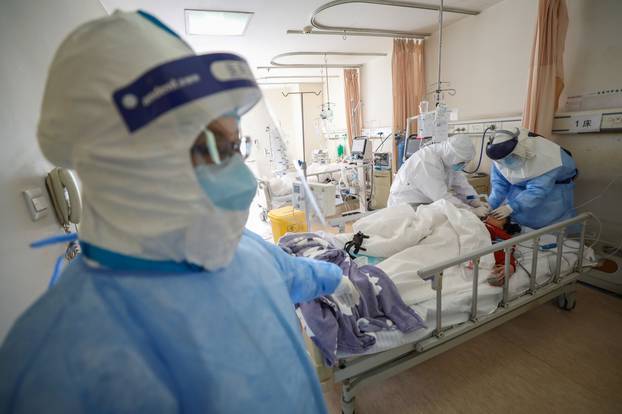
[292,181,337,217]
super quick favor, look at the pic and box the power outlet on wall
[602,113,622,129]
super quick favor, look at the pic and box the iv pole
[282,90,322,169]
[282,89,321,230]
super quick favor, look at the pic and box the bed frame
[328,212,591,414]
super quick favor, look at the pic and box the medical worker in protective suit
[0,11,359,414]
[388,135,489,217]
[487,127,577,229]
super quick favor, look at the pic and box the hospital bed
[306,212,593,414]
[256,177,294,221]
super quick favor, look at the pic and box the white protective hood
[388,135,476,207]
[494,128,562,184]
[439,134,476,167]
[38,11,262,269]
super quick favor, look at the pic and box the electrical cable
[375,132,393,152]
[598,240,622,260]
[463,125,494,174]
[574,174,622,209]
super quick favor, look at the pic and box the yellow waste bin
[267,206,307,243]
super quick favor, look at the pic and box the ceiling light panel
[185,10,253,36]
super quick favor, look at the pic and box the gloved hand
[491,204,513,219]
[472,205,490,218]
[332,277,360,308]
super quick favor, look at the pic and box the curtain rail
[308,0,479,38]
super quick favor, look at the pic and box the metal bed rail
[333,212,592,414]
[417,212,589,337]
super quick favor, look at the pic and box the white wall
[248,77,350,172]
[0,0,106,342]
[425,0,537,120]
[424,0,622,241]
[360,55,394,130]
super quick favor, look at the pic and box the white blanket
[375,200,495,306]
[351,204,433,258]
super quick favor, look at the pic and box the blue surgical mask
[499,154,524,170]
[452,162,466,172]
[195,155,257,211]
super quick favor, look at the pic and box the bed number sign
[568,113,602,133]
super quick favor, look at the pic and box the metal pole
[576,223,587,272]
[530,237,539,294]
[434,272,443,336]
[300,93,306,165]
[341,381,356,414]
[309,0,479,39]
[502,246,511,307]
[436,0,444,105]
[554,229,565,283]
[470,258,480,321]
[286,29,427,39]
[282,90,321,166]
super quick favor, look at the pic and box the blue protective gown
[0,230,342,414]
[488,150,577,229]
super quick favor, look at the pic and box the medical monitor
[351,137,371,160]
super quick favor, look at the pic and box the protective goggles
[191,116,252,165]
[486,129,519,160]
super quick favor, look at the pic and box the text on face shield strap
[112,54,256,133]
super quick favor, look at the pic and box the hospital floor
[323,284,622,414]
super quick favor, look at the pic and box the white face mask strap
[205,128,222,165]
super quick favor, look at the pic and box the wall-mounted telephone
[45,167,82,229]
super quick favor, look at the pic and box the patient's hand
[485,215,507,229]
[488,264,516,286]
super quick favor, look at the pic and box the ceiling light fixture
[184,9,253,36]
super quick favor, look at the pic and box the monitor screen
[404,138,418,158]
[351,138,366,154]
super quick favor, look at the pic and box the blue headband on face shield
[486,131,519,160]
[112,53,260,133]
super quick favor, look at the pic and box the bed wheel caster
[557,292,576,310]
